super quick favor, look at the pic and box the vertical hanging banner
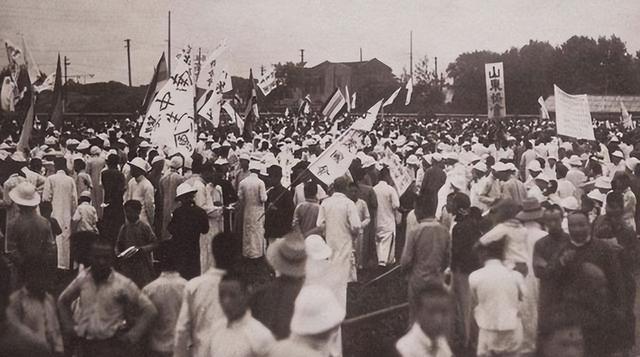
[554,85,595,141]
[382,148,414,195]
[485,62,506,118]
[140,46,196,157]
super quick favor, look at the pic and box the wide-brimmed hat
[290,285,346,335]
[406,155,420,166]
[304,235,332,260]
[9,182,40,207]
[129,157,151,172]
[175,182,197,200]
[266,230,307,277]
[516,197,543,222]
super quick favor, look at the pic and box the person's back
[470,260,523,331]
[8,210,50,260]
[174,232,235,357]
[401,217,449,286]
[142,268,187,355]
[317,190,360,254]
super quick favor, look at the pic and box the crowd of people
[0,110,639,357]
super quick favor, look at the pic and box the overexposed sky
[2,0,639,85]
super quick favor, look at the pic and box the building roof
[545,95,640,113]
[308,58,392,72]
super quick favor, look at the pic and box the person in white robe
[237,161,267,258]
[373,168,400,266]
[42,157,77,269]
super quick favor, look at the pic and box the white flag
[351,99,383,132]
[141,46,196,157]
[307,128,361,185]
[345,85,351,112]
[621,100,634,130]
[351,92,357,109]
[33,72,56,93]
[257,69,278,96]
[538,96,550,120]
[405,78,413,106]
[198,91,223,128]
[553,85,594,141]
[223,101,243,133]
[196,39,228,90]
[383,87,401,108]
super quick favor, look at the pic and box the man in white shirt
[123,157,155,228]
[470,240,525,357]
[142,246,187,357]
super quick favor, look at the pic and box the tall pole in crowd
[409,30,413,80]
[125,39,132,87]
[63,55,70,111]
[168,11,171,75]
[299,49,305,65]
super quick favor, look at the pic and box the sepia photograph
[1,1,640,356]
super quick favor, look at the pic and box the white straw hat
[290,285,346,335]
[9,182,40,207]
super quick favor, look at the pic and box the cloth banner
[621,100,635,130]
[538,96,550,120]
[383,87,401,107]
[382,148,413,195]
[308,128,361,185]
[554,85,595,140]
[485,62,506,118]
[405,78,413,106]
[141,46,196,157]
[257,69,278,96]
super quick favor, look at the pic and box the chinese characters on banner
[308,128,361,185]
[382,148,414,195]
[485,62,506,118]
[257,69,278,96]
[554,84,595,140]
[140,46,196,157]
[196,40,233,127]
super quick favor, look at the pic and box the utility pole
[125,39,132,86]
[63,55,70,112]
[260,65,265,76]
[360,48,363,62]
[409,31,413,80]
[434,56,438,84]
[299,49,305,65]
[63,56,70,85]
[167,11,171,75]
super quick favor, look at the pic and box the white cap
[290,285,346,335]
[176,182,197,199]
[129,157,151,172]
[304,235,332,260]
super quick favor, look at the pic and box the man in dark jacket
[264,165,294,245]
[167,182,209,280]
[251,230,306,340]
